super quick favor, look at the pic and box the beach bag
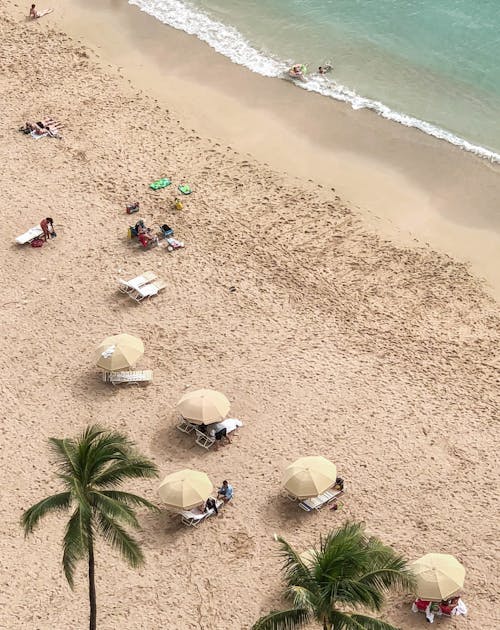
[31,238,44,248]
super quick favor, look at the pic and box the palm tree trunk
[88,534,97,630]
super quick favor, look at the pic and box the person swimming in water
[289,64,306,80]
[318,64,332,75]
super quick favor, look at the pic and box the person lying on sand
[29,4,53,19]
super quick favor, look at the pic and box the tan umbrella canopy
[283,456,337,499]
[94,334,144,371]
[158,469,213,510]
[176,388,230,425]
[410,554,465,601]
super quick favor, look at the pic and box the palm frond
[92,458,159,487]
[274,535,317,592]
[329,578,384,611]
[252,607,311,630]
[358,565,416,597]
[348,613,401,630]
[82,429,134,482]
[49,437,80,479]
[21,492,71,535]
[95,512,144,567]
[99,490,159,512]
[286,585,316,612]
[89,491,140,529]
[327,609,398,630]
[62,508,88,589]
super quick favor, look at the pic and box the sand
[0,3,499,630]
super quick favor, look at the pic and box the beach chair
[176,416,196,434]
[299,488,344,512]
[102,370,153,385]
[194,429,216,450]
[15,226,44,245]
[128,278,167,302]
[181,499,223,527]
[117,271,157,294]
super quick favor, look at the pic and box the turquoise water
[129,0,500,160]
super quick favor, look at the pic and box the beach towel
[178,184,192,195]
[165,237,184,251]
[149,178,171,190]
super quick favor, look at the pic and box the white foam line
[129,0,500,164]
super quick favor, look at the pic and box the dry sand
[0,4,499,630]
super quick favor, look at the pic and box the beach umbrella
[176,388,230,425]
[410,553,465,601]
[283,456,337,499]
[94,334,144,371]
[158,469,213,510]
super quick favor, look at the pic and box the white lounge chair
[176,416,196,434]
[195,418,243,450]
[15,226,43,245]
[298,488,344,512]
[181,499,223,527]
[118,271,157,294]
[195,430,215,450]
[102,370,153,385]
[128,278,167,302]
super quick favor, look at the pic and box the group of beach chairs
[180,498,226,527]
[285,486,345,512]
[176,416,243,450]
[117,270,167,303]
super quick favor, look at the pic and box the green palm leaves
[253,523,415,630]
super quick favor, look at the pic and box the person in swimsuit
[40,217,55,241]
[29,4,53,19]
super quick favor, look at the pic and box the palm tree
[21,425,159,630]
[253,522,415,630]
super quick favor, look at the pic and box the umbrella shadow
[261,493,309,531]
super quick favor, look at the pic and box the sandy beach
[1,2,499,629]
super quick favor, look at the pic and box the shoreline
[41,0,500,296]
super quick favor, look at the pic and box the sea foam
[129,0,500,163]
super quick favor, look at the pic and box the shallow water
[129,0,500,161]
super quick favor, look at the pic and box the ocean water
[128,0,500,161]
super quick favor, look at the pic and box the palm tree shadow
[149,424,210,461]
[261,494,309,531]
[139,508,193,550]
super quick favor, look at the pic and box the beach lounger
[194,418,243,450]
[117,271,157,294]
[176,416,196,434]
[299,488,344,512]
[195,430,216,450]
[15,226,44,245]
[128,278,167,302]
[181,499,223,527]
[102,370,153,385]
